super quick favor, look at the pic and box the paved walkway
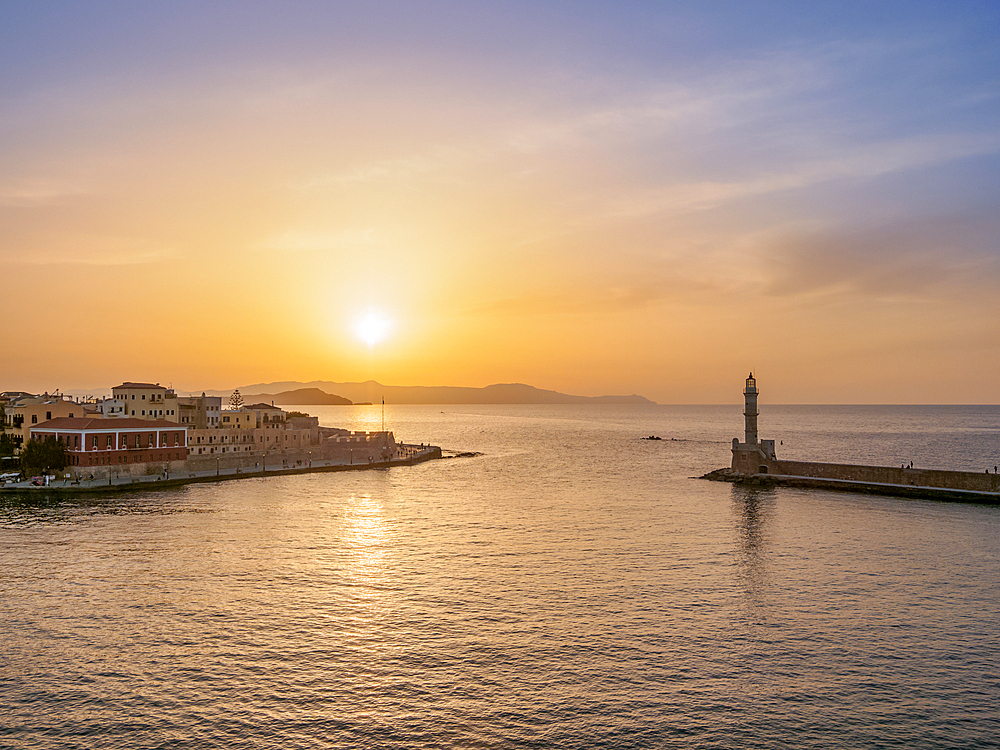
[0,445,439,493]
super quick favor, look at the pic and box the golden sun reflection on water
[340,493,394,606]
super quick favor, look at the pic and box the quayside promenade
[0,443,442,495]
[702,374,1000,504]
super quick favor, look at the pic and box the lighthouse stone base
[732,438,777,475]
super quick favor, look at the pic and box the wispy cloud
[763,213,1000,299]
[14,239,179,267]
[295,36,1000,236]
[0,180,90,206]
[466,281,672,317]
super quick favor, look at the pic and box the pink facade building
[29,418,188,468]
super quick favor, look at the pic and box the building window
[92,436,98,449]
[107,436,113,448]
[32,415,38,424]
[46,411,52,420]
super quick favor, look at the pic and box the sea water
[2,404,999,748]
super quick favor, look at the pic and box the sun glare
[354,309,394,347]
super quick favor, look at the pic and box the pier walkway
[702,467,1000,504]
[0,444,442,495]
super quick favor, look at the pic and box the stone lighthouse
[731,372,776,475]
[744,372,758,446]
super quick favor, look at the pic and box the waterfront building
[98,397,127,418]
[176,393,222,428]
[186,422,314,457]
[0,391,35,404]
[288,414,320,444]
[112,382,180,421]
[243,403,287,429]
[2,395,86,452]
[29,417,188,468]
[187,423,256,456]
[220,408,258,430]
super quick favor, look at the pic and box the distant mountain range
[245,387,352,406]
[227,381,655,405]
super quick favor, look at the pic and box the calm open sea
[2,404,999,749]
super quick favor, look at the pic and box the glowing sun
[354,309,394,347]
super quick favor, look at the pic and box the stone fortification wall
[70,459,188,481]
[65,430,399,480]
[184,449,317,474]
[182,432,399,474]
[771,460,1000,494]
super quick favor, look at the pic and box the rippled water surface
[2,405,999,748]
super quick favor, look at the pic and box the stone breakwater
[702,461,1000,504]
[0,444,443,496]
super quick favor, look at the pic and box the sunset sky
[3,1,999,403]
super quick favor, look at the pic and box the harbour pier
[703,374,1000,504]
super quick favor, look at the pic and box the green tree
[229,389,244,410]
[0,402,15,468]
[20,437,68,476]
[0,431,16,458]
[0,433,17,475]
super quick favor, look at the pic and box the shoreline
[0,444,443,497]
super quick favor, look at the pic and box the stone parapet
[771,460,1000,494]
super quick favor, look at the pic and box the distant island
[249,387,353,406]
[223,381,655,406]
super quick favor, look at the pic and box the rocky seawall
[701,464,1000,504]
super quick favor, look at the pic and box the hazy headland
[218,381,655,406]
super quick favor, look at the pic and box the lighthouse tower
[744,372,758,446]
[731,372,776,475]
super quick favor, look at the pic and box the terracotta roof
[31,417,186,431]
[113,382,164,389]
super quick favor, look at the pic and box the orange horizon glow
[2,4,999,404]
